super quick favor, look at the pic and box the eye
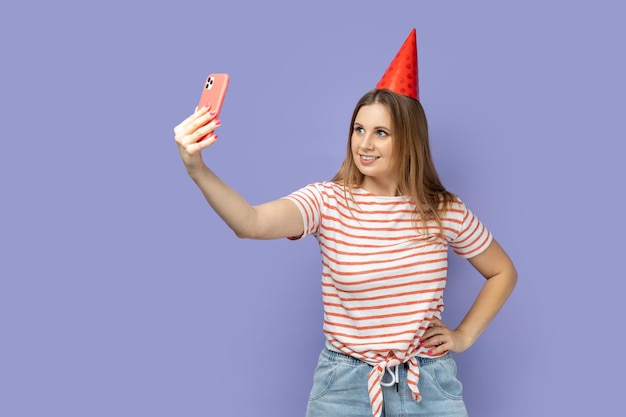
[376,129,389,137]
[353,126,365,134]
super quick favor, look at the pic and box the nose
[360,134,374,150]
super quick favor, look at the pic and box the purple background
[1,1,624,416]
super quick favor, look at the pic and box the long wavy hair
[331,89,455,236]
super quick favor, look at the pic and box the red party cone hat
[375,28,419,100]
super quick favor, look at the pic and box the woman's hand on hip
[421,318,473,355]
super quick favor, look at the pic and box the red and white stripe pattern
[284,182,492,417]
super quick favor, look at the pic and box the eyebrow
[354,122,391,131]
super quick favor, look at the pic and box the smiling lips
[360,155,380,165]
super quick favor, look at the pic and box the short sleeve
[281,183,325,240]
[444,199,493,258]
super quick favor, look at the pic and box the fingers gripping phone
[198,73,230,118]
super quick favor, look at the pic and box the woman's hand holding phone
[174,104,222,173]
[174,73,229,173]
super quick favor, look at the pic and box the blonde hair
[331,89,455,236]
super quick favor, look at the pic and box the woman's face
[350,103,397,196]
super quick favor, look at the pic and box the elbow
[503,263,518,295]
[509,261,519,285]
[229,217,258,239]
[234,229,252,239]
[486,262,518,295]
[233,226,261,240]
[232,209,262,239]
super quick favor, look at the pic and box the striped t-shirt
[284,181,492,417]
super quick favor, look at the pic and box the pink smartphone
[197,73,230,118]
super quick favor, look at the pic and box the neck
[360,177,398,196]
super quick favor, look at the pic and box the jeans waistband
[320,346,450,367]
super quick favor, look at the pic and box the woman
[174,30,517,417]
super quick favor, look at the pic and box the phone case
[197,73,230,117]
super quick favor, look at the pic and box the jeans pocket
[431,356,464,400]
[308,354,338,401]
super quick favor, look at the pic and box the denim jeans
[306,347,468,417]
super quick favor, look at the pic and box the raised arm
[174,104,304,240]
